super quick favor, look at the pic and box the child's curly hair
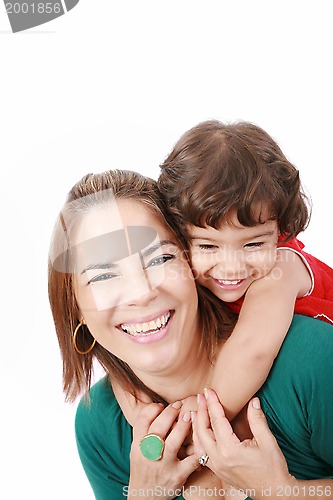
[158,120,311,242]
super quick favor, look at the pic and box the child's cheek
[189,252,209,279]
[248,249,277,279]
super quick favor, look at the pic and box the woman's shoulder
[264,314,333,385]
[75,378,133,495]
[285,314,333,348]
[259,315,333,478]
[75,375,132,461]
[75,376,126,433]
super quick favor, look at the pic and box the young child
[158,119,333,420]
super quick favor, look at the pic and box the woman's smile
[117,309,173,344]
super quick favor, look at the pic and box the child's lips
[212,277,247,289]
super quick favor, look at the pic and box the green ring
[139,433,165,461]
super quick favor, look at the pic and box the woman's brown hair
[48,169,235,404]
[158,120,311,240]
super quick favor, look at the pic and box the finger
[180,395,198,413]
[196,393,211,430]
[191,412,207,457]
[184,441,195,456]
[247,398,280,450]
[164,410,192,457]
[192,394,216,454]
[148,400,183,437]
[204,389,240,447]
[178,452,202,476]
[132,403,165,442]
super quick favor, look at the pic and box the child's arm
[211,249,312,422]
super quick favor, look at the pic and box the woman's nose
[120,256,160,307]
[127,285,159,307]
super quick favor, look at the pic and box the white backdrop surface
[0,1,332,498]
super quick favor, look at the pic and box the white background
[1,1,332,498]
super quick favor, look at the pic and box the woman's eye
[88,273,118,284]
[146,254,175,268]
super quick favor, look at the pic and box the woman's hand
[128,400,199,500]
[192,389,294,499]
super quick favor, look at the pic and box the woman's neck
[136,346,215,404]
[150,359,214,404]
[111,349,215,426]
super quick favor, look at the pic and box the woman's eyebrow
[81,262,118,274]
[80,240,175,274]
[141,239,176,258]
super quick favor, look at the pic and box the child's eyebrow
[189,235,218,242]
[189,230,276,242]
[249,231,276,239]
[189,236,210,241]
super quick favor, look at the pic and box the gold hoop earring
[73,319,96,355]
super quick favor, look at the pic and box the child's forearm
[211,308,292,421]
[211,262,301,421]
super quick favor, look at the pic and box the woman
[48,170,333,499]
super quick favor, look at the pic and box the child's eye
[88,272,119,284]
[146,254,175,268]
[198,244,218,251]
[244,242,264,249]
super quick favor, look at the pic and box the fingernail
[172,400,183,409]
[190,411,196,423]
[182,411,191,422]
[203,387,209,399]
[252,397,260,409]
[197,393,201,405]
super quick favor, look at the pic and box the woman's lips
[117,310,173,344]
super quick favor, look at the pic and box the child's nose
[214,251,246,277]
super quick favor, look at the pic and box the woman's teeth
[121,312,171,336]
[217,279,242,285]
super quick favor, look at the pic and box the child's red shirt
[228,238,333,325]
